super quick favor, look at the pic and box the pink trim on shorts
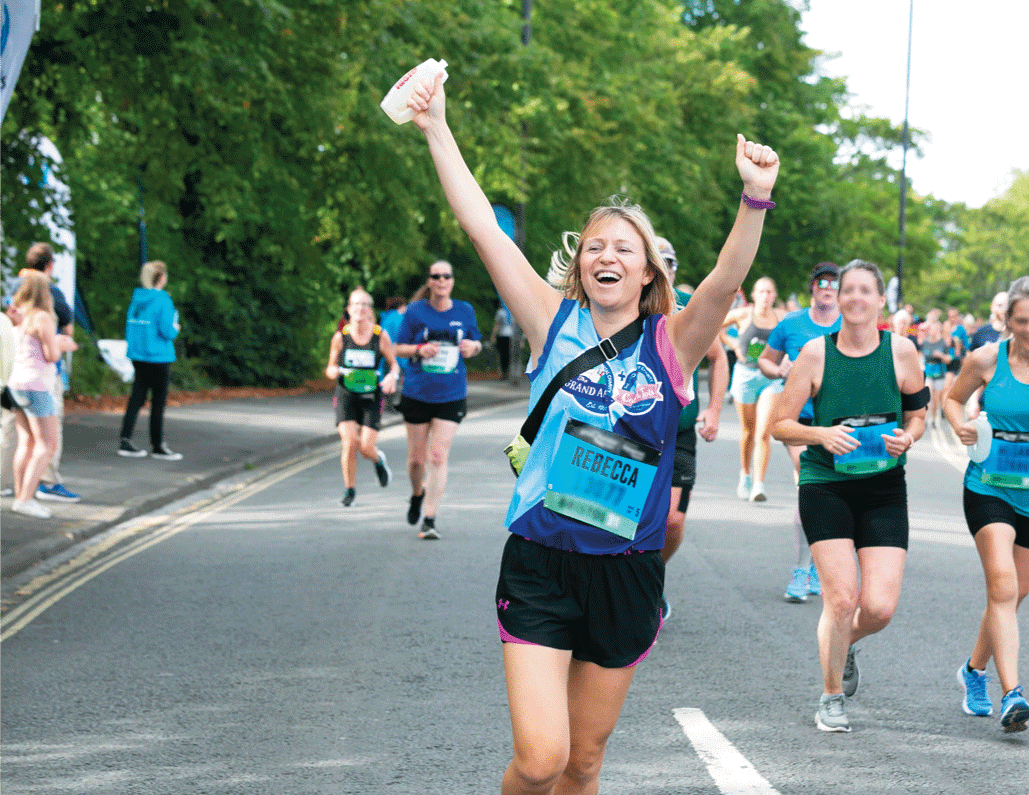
[497,618,541,646]
[654,315,692,407]
[627,611,663,667]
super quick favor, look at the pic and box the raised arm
[408,74,561,354]
[665,135,779,376]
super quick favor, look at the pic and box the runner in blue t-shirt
[758,262,841,603]
[392,260,482,539]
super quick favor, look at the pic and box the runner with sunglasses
[392,260,483,539]
[759,262,841,602]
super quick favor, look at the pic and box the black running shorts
[799,467,909,549]
[399,395,467,425]
[495,534,664,669]
[334,386,382,430]
[963,487,1029,548]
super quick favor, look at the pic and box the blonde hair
[140,260,167,289]
[547,198,675,317]
[13,271,54,314]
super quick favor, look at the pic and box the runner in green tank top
[771,260,928,733]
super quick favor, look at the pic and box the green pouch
[504,434,531,477]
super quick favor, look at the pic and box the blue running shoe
[1000,686,1029,733]
[956,659,992,716]
[784,566,809,603]
[807,563,821,596]
[661,597,672,622]
[36,483,81,503]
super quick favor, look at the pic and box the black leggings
[120,361,170,449]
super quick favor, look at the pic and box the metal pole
[897,0,913,308]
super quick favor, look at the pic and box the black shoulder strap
[519,315,646,445]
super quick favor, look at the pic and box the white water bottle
[967,412,992,463]
[380,58,449,124]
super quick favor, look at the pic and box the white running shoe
[12,499,52,519]
[736,472,752,500]
[749,481,767,502]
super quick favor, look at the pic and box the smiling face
[427,260,454,300]
[347,289,374,323]
[577,217,655,313]
[839,267,885,327]
[1007,297,1029,345]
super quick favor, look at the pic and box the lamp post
[897,0,913,308]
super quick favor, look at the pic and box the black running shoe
[407,493,424,525]
[418,516,440,540]
[375,451,392,488]
[342,488,356,507]
[118,438,147,458]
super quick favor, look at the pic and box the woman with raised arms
[406,72,778,793]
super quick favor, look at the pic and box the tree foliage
[4,0,1012,390]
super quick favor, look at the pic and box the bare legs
[404,418,459,518]
[501,644,635,795]
[13,411,58,503]
[338,420,381,489]
[810,540,906,694]
[968,523,1029,694]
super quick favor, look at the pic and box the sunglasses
[815,278,839,290]
[429,273,454,280]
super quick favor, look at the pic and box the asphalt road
[1,400,1024,794]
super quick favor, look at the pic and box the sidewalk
[0,378,530,580]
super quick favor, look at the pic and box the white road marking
[673,708,781,795]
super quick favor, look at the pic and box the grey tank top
[737,315,774,369]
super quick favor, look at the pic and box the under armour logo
[497,599,510,611]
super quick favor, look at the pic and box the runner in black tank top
[325,289,401,506]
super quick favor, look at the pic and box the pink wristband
[741,191,775,210]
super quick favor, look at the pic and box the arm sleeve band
[901,386,930,411]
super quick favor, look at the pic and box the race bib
[746,338,766,364]
[422,343,460,374]
[343,349,376,369]
[544,419,660,540]
[832,413,900,475]
[981,430,1029,489]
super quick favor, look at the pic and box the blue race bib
[981,430,1029,490]
[544,419,660,540]
[832,413,900,475]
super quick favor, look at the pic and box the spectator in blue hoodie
[118,260,182,460]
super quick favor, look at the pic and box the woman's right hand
[409,71,447,132]
[954,421,978,446]
[819,425,859,456]
[57,335,78,353]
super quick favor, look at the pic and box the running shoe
[842,646,860,698]
[375,450,392,488]
[1000,686,1029,733]
[151,445,183,461]
[12,499,51,519]
[807,563,822,596]
[0,487,13,497]
[342,488,356,507]
[418,516,440,540]
[736,472,752,500]
[749,481,767,502]
[661,597,672,622]
[36,483,81,503]
[816,693,851,733]
[407,492,424,525]
[956,659,993,716]
[118,438,147,458]
[784,566,809,603]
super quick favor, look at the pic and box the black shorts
[496,534,664,668]
[399,394,467,425]
[963,487,1029,548]
[334,386,382,430]
[799,467,909,549]
[671,426,697,489]
[947,357,962,374]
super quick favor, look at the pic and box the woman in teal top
[945,275,1029,734]
[771,260,927,733]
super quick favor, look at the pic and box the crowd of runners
[313,68,1029,795]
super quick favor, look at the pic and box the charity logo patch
[563,362,662,416]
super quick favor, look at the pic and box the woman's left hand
[735,134,780,198]
[882,427,914,458]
